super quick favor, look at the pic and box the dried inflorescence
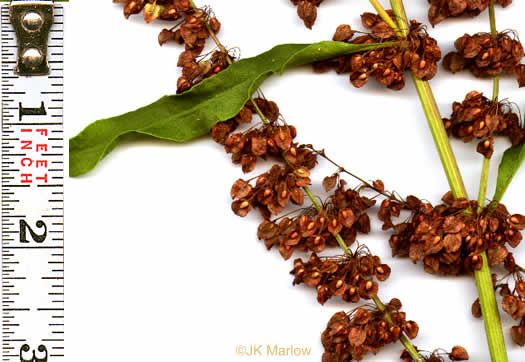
[114,1,227,94]
[257,181,375,259]
[442,91,525,157]
[115,0,221,57]
[289,0,325,29]
[490,254,525,346]
[322,300,418,361]
[211,98,278,145]
[400,345,469,361]
[290,251,390,305]
[114,0,192,20]
[313,16,441,90]
[383,192,524,275]
[443,32,524,87]
[176,50,231,93]
[230,163,313,219]
[427,0,512,27]
[213,98,318,175]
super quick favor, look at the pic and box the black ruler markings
[1,4,64,361]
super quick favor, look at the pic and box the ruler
[1,2,64,361]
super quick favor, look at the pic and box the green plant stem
[489,1,497,38]
[489,1,499,101]
[492,76,499,100]
[387,0,508,360]
[368,0,401,36]
[302,186,352,256]
[472,3,507,360]
[478,0,499,216]
[382,0,469,199]
[411,76,469,199]
[477,157,491,212]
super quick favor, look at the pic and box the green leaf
[69,40,397,177]
[493,142,525,201]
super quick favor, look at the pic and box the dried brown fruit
[511,325,525,346]
[333,24,355,42]
[443,91,525,147]
[297,1,317,29]
[158,28,176,46]
[317,17,442,91]
[516,64,525,87]
[428,0,512,25]
[323,175,338,192]
[444,32,524,81]
[323,299,417,361]
[472,298,482,318]
[450,345,469,360]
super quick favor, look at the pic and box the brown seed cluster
[313,17,441,90]
[230,164,313,219]
[427,0,512,27]
[400,345,469,361]
[442,91,525,158]
[211,98,278,145]
[114,1,221,56]
[289,0,324,29]
[257,182,375,259]
[291,251,390,305]
[213,98,315,174]
[159,11,221,56]
[495,254,525,346]
[115,0,191,20]
[114,1,225,94]
[383,192,524,275]
[322,300,418,361]
[176,50,230,93]
[443,32,524,87]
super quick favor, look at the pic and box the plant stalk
[477,157,491,211]
[473,2,507,361]
[256,81,424,362]
[302,186,353,257]
[189,0,233,65]
[195,1,423,359]
[411,76,469,199]
[489,1,497,39]
[489,0,499,102]
[304,184,423,362]
[479,0,499,211]
[368,0,401,36]
[386,0,508,360]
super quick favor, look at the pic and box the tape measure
[1,1,64,361]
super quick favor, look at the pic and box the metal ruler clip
[10,1,53,76]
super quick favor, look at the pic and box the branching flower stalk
[302,181,421,361]
[370,0,508,360]
[474,2,508,362]
[307,147,408,203]
[188,1,424,359]
[477,0,501,215]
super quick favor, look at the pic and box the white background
[66,1,524,361]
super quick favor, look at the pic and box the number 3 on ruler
[19,220,47,243]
